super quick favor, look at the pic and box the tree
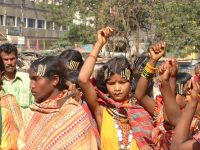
[40,0,155,54]
[40,0,200,58]
[153,0,200,57]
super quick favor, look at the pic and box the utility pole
[19,0,25,55]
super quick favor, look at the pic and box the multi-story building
[0,0,66,50]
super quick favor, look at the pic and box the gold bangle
[144,66,155,74]
[146,63,157,71]
[88,54,97,61]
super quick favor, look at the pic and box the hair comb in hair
[176,83,186,96]
[104,68,111,81]
[36,64,47,76]
[120,68,131,80]
[67,60,80,70]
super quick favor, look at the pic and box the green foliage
[153,0,200,57]
[42,0,200,57]
[67,24,96,45]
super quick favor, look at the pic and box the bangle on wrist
[88,54,97,61]
[146,63,157,71]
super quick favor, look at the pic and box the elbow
[78,75,89,84]
[134,92,143,101]
[169,113,181,126]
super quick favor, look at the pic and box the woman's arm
[135,42,165,114]
[160,79,181,126]
[138,95,156,115]
[78,27,114,123]
[169,59,178,96]
[172,79,200,150]
[159,60,181,126]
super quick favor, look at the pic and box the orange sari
[25,94,98,149]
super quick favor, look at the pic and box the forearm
[161,81,181,125]
[169,77,176,96]
[79,42,103,83]
[135,58,157,100]
[139,95,156,115]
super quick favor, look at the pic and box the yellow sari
[100,107,139,150]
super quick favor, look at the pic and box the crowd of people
[0,27,199,150]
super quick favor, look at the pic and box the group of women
[0,27,199,150]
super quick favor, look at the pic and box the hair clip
[104,68,111,81]
[67,60,80,70]
[125,68,131,80]
[120,68,131,80]
[36,64,47,76]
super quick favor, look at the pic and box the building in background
[0,0,67,50]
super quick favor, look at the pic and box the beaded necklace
[114,119,133,150]
[106,98,135,150]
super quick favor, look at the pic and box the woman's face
[106,74,130,102]
[29,68,55,103]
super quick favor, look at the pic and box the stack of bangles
[141,63,157,79]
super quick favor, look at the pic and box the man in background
[0,43,34,109]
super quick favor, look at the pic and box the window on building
[6,16,15,26]
[54,23,60,30]
[24,18,27,27]
[17,17,26,27]
[0,15,3,25]
[46,21,53,30]
[37,20,45,29]
[62,25,66,30]
[17,17,21,27]
[28,18,35,28]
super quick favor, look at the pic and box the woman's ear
[51,75,60,87]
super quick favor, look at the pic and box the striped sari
[0,94,23,149]
[24,94,98,150]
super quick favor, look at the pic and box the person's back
[0,43,34,109]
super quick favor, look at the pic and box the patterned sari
[193,131,200,143]
[24,93,98,150]
[96,88,154,149]
[152,95,174,150]
[152,95,200,150]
